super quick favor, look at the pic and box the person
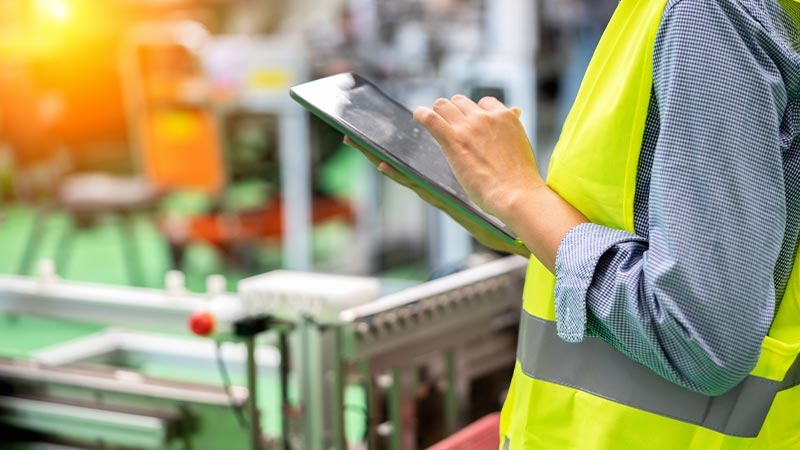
[347,0,800,448]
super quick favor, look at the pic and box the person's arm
[409,0,784,396]
[554,0,785,395]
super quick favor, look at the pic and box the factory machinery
[0,255,527,450]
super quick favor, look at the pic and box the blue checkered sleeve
[553,0,794,396]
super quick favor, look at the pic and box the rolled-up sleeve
[552,0,786,396]
[554,224,647,343]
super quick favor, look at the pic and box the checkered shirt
[553,0,800,395]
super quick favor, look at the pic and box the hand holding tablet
[290,72,528,253]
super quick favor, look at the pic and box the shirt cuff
[554,223,642,343]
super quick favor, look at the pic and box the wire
[215,341,250,430]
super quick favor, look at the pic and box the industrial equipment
[0,255,525,449]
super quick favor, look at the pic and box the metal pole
[444,350,459,434]
[279,112,312,271]
[279,332,291,450]
[246,336,262,450]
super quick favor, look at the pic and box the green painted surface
[0,202,398,292]
[0,204,174,288]
[0,313,105,359]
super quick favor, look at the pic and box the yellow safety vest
[499,0,800,448]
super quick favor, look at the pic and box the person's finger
[431,97,465,124]
[377,162,424,191]
[477,97,523,119]
[477,96,507,111]
[377,161,393,175]
[343,136,383,166]
[413,106,456,145]
[451,94,482,116]
[343,136,363,151]
[377,162,406,185]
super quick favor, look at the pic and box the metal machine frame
[286,256,526,450]
[0,255,526,449]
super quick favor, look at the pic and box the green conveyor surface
[0,313,105,359]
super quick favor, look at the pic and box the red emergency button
[188,311,216,336]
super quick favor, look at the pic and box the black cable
[215,341,250,430]
[278,331,292,450]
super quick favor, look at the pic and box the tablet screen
[290,72,517,242]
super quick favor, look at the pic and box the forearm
[556,225,775,395]
[495,183,589,272]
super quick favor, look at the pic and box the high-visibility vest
[498,0,800,448]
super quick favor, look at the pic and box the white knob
[165,270,186,295]
[37,259,58,283]
[206,274,227,296]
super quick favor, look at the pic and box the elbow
[684,366,751,397]
[675,338,762,397]
[652,287,773,397]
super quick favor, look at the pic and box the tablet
[289,72,522,247]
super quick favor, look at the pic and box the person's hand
[343,136,530,257]
[412,95,589,273]
[412,95,545,226]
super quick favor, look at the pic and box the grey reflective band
[517,311,800,438]
[501,437,510,450]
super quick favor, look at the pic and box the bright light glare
[36,0,71,23]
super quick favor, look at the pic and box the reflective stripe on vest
[517,309,800,438]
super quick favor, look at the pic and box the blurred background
[0,0,616,291]
[0,1,620,449]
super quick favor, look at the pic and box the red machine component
[188,310,215,336]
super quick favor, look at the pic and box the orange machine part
[141,108,225,196]
[186,196,355,246]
